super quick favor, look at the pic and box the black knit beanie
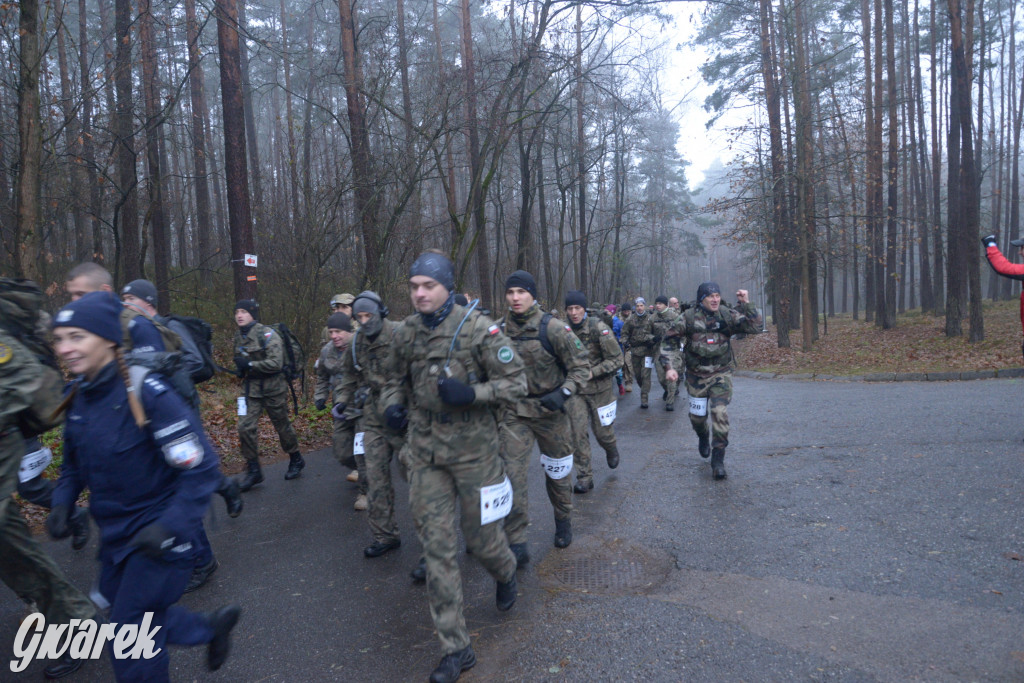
[505,270,538,299]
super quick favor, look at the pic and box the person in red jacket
[982,233,1024,359]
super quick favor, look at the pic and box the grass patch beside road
[737,300,1022,376]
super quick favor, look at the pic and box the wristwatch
[561,387,572,397]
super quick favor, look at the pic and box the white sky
[661,2,744,189]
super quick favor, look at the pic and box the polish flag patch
[487,324,500,335]
[601,329,610,335]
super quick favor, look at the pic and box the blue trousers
[100,551,214,681]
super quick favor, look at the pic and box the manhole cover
[548,556,661,593]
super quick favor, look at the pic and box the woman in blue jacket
[47,291,240,681]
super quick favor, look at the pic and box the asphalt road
[3,376,1024,681]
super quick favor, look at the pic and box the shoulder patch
[487,324,500,336]
[0,342,11,364]
[601,329,610,335]
[497,346,515,364]
[563,325,572,332]
[264,331,273,338]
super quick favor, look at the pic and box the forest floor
[738,298,1023,375]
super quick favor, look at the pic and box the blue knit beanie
[52,291,123,345]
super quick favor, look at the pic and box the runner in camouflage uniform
[620,297,656,407]
[382,251,524,683]
[564,291,622,494]
[662,282,762,480]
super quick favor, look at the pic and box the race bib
[480,476,513,525]
[19,447,52,483]
[540,453,573,480]
[688,396,708,416]
[354,432,365,455]
[237,397,247,416]
[597,400,617,426]
[644,356,654,369]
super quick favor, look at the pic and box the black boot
[496,573,517,611]
[185,558,219,593]
[510,542,530,568]
[69,507,90,551]
[429,646,476,683]
[43,651,82,679]
[573,479,593,494]
[554,518,573,548]
[219,478,243,517]
[410,557,427,583]
[238,460,264,492]
[606,445,620,469]
[698,432,710,459]
[711,447,727,480]
[285,451,305,480]
[205,605,242,671]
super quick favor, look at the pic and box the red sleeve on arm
[986,246,1024,277]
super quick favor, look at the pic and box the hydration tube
[442,298,479,376]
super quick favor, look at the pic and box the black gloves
[233,356,251,374]
[539,388,568,412]
[438,377,476,406]
[46,505,71,540]
[385,405,408,431]
[315,398,327,411]
[981,234,998,248]
[131,523,174,559]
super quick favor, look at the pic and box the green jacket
[314,341,347,404]
[336,318,400,428]
[662,302,762,378]
[621,310,655,355]
[568,314,622,394]
[233,322,288,397]
[501,304,591,417]
[383,305,527,465]
[0,331,64,500]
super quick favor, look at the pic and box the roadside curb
[735,367,1024,382]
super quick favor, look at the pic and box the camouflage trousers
[499,411,574,544]
[630,350,653,402]
[407,450,516,654]
[622,349,633,387]
[333,417,366,495]
[567,387,618,486]
[238,391,299,461]
[685,372,733,449]
[0,449,95,626]
[360,418,405,544]
[655,356,679,406]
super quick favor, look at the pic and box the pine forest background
[2,0,1022,355]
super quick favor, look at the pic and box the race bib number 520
[540,453,573,480]
[480,476,513,525]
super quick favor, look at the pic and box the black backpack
[166,315,217,383]
[259,322,306,413]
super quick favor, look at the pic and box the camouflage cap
[330,293,355,306]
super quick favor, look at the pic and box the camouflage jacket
[568,314,622,394]
[649,307,680,354]
[0,330,64,500]
[335,318,400,426]
[620,311,655,355]
[314,341,348,404]
[661,302,762,378]
[233,322,288,397]
[382,305,527,465]
[501,304,590,417]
